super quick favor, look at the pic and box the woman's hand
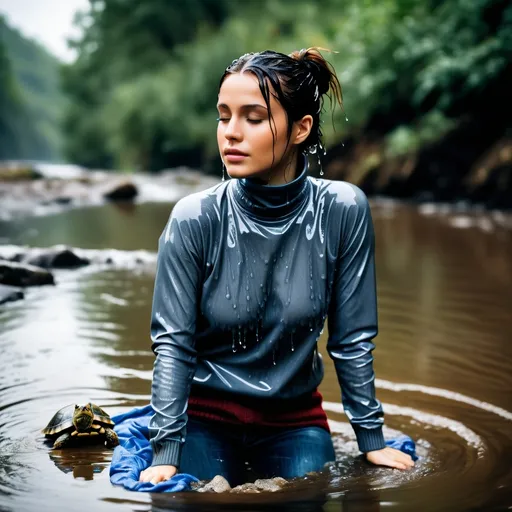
[139,465,177,484]
[365,447,415,470]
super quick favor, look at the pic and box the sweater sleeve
[148,200,203,467]
[326,185,385,453]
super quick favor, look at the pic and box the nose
[224,117,242,141]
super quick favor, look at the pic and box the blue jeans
[179,418,336,486]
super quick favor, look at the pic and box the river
[0,196,511,512]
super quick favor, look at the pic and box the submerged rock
[230,483,262,493]
[231,477,288,493]
[254,477,288,491]
[194,475,288,494]
[0,284,24,305]
[0,261,54,287]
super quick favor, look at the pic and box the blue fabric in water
[109,405,418,493]
[109,405,198,492]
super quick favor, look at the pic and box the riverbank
[0,162,219,221]
[325,118,512,210]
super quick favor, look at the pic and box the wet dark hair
[219,47,343,166]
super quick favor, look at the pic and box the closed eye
[216,117,263,124]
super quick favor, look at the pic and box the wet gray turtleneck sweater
[149,161,385,468]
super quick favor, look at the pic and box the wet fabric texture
[109,405,417,492]
[109,405,198,492]
[149,158,386,467]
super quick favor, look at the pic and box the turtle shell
[42,403,115,436]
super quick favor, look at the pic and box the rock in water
[196,475,289,494]
[0,284,24,304]
[22,247,90,269]
[103,181,138,201]
[230,482,261,493]
[196,475,232,493]
[0,261,54,287]
[254,477,288,492]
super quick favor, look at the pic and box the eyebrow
[216,103,268,111]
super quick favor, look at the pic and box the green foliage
[385,112,456,157]
[62,0,512,171]
[0,16,64,161]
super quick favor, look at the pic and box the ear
[292,115,313,147]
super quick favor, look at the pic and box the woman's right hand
[139,465,177,484]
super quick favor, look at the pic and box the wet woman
[140,48,415,486]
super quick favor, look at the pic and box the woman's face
[217,72,297,184]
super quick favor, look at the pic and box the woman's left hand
[365,447,415,470]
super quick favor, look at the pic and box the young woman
[140,48,414,486]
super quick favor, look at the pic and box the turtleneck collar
[232,155,310,219]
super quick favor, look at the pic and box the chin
[227,165,269,181]
[226,166,254,179]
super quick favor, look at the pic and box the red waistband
[187,386,330,432]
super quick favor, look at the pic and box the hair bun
[290,47,332,96]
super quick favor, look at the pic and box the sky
[0,0,89,62]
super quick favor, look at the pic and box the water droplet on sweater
[233,304,237,309]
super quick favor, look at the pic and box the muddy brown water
[0,199,511,512]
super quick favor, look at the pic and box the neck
[254,150,300,186]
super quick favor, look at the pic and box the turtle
[42,403,119,449]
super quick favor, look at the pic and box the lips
[224,149,248,163]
